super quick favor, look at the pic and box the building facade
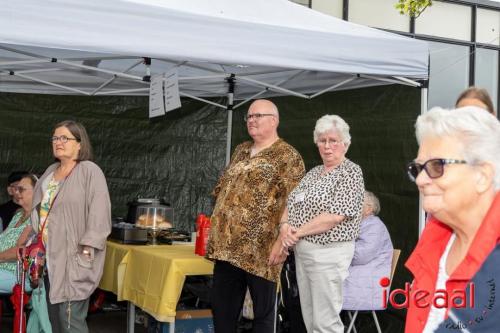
[292,0,500,114]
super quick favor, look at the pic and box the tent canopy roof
[0,0,429,102]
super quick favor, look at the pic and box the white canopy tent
[0,0,428,98]
[0,0,430,239]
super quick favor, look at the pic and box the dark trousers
[210,260,277,333]
[44,275,90,333]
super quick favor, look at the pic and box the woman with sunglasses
[31,120,111,333]
[0,173,37,292]
[404,107,500,333]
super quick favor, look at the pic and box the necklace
[14,210,30,228]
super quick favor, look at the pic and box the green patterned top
[0,210,31,273]
[40,177,60,245]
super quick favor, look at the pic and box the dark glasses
[407,158,467,182]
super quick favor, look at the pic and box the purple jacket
[343,215,393,310]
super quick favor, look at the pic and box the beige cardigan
[31,161,111,304]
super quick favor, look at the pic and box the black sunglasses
[407,158,467,182]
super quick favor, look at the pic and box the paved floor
[0,299,405,333]
[0,301,148,333]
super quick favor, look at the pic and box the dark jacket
[435,244,500,333]
[404,193,500,333]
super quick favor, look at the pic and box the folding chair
[345,249,401,333]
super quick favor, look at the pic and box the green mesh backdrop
[231,85,420,302]
[0,93,227,232]
[0,85,420,326]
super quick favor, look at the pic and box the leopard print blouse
[206,139,305,282]
[287,159,364,244]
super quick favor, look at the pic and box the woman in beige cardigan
[31,120,111,333]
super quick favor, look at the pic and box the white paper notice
[149,74,165,118]
[164,69,182,113]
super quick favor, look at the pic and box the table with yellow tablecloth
[100,240,214,323]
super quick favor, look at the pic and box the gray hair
[364,191,381,215]
[313,115,351,147]
[416,106,500,190]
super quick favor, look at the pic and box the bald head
[246,99,280,143]
[249,99,279,121]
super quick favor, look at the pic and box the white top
[423,233,457,333]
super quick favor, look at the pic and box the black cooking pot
[126,198,169,223]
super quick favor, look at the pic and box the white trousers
[294,239,355,333]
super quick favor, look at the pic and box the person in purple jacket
[343,191,393,311]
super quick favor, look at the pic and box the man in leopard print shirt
[207,99,305,333]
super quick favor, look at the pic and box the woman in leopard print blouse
[269,114,364,333]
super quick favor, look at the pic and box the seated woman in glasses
[342,191,393,311]
[404,107,500,333]
[0,173,37,292]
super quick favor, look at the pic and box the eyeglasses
[12,186,33,194]
[244,113,275,122]
[407,158,467,182]
[317,139,342,147]
[50,135,79,143]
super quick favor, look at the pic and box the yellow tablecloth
[99,241,214,322]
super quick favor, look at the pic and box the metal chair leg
[346,310,358,333]
[372,311,382,333]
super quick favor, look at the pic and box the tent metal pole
[0,59,50,66]
[156,59,226,75]
[237,76,309,99]
[179,92,227,110]
[0,45,45,58]
[234,91,267,110]
[12,72,90,95]
[0,68,63,76]
[233,70,306,110]
[225,75,236,166]
[90,59,144,95]
[393,76,421,87]
[360,74,419,87]
[179,74,228,81]
[418,85,428,237]
[310,76,357,99]
[57,59,144,81]
[96,88,149,95]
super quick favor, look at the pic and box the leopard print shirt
[287,159,364,244]
[206,139,305,282]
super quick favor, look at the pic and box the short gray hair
[364,191,381,215]
[416,106,500,190]
[313,115,351,147]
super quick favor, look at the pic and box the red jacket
[404,193,500,333]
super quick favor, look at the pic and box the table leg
[169,320,175,333]
[127,302,135,333]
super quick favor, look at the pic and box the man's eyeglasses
[407,158,467,182]
[244,113,275,122]
[13,186,33,194]
[50,135,79,143]
[317,139,342,147]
